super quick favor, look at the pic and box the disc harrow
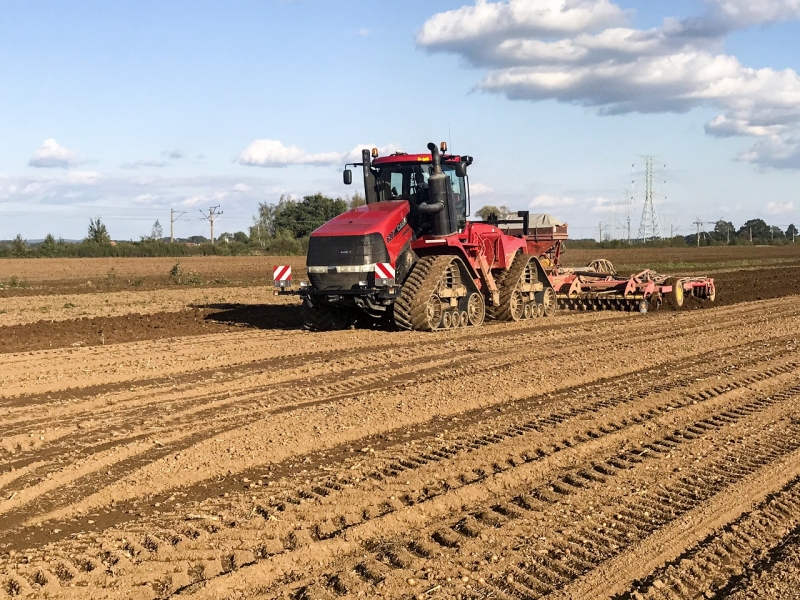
[551,260,716,313]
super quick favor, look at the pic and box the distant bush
[0,238,305,258]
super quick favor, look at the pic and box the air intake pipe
[419,142,452,235]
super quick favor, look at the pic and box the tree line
[0,193,365,258]
[1,198,795,258]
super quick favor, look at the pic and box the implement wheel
[665,277,685,310]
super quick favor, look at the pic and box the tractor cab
[344,144,472,237]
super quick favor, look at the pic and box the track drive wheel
[665,277,685,310]
[301,297,354,332]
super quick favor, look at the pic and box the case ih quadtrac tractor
[275,142,716,331]
[284,142,566,331]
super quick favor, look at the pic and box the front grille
[307,234,388,267]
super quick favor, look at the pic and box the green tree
[85,217,111,244]
[273,193,348,237]
[712,220,735,243]
[11,234,27,257]
[151,220,163,241]
[348,192,366,210]
[233,231,249,244]
[40,234,57,257]
[737,218,769,242]
[787,223,798,241]
[475,205,512,221]
[249,199,281,245]
[769,225,785,241]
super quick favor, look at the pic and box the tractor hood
[311,200,409,238]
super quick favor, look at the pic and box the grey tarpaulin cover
[528,213,564,228]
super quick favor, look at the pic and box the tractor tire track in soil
[0,277,798,598]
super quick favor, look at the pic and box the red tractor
[291,142,566,331]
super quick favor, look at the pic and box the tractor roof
[372,153,464,166]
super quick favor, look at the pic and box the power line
[170,208,187,243]
[199,205,223,245]
[637,155,662,241]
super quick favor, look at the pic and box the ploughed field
[1,247,800,599]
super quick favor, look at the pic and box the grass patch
[102,267,118,287]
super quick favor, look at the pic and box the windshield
[375,162,468,230]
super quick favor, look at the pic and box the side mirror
[343,169,352,185]
[455,162,467,178]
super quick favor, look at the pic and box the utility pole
[599,222,603,243]
[750,226,753,243]
[693,219,704,247]
[627,216,631,243]
[637,155,662,242]
[170,208,186,243]
[200,205,223,244]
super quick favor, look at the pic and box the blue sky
[1,0,799,241]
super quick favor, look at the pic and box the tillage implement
[274,142,715,331]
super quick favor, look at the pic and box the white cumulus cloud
[29,138,81,168]
[765,200,794,214]
[237,140,405,168]
[469,182,494,195]
[238,139,342,167]
[343,143,404,162]
[530,194,575,208]
[418,0,800,169]
[134,193,158,204]
[64,171,100,185]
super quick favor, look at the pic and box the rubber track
[300,299,339,332]
[393,255,457,331]
[487,253,534,321]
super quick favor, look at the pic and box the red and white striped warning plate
[374,262,395,280]
[273,265,292,281]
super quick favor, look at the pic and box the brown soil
[2,245,798,297]
[1,265,799,355]
[0,256,307,297]
[0,254,799,599]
